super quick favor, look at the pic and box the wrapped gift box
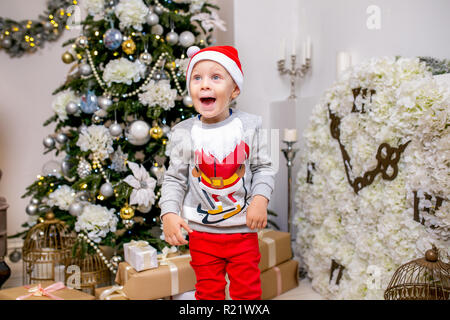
[258,229,292,273]
[0,281,95,300]
[123,240,158,272]
[95,285,128,300]
[115,253,196,300]
[260,259,299,300]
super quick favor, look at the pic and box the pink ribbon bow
[16,282,66,300]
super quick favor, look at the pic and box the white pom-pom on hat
[187,46,200,58]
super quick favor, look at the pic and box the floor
[273,278,324,300]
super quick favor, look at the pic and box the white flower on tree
[76,124,114,161]
[102,57,146,86]
[114,0,149,31]
[82,0,105,16]
[48,185,77,210]
[123,161,157,209]
[52,89,79,121]
[138,80,177,110]
[75,204,118,243]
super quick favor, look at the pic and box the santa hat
[185,45,244,96]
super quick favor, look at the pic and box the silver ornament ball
[151,24,164,36]
[98,95,113,110]
[109,122,123,137]
[26,204,38,215]
[183,95,193,107]
[69,201,84,216]
[154,5,164,15]
[100,183,114,198]
[30,197,41,205]
[166,31,179,45]
[139,51,152,65]
[129,120,150,140]
[179,31,195,47]
[55,133,68,144]
[65,101,79,114]
[146,13,159,26]
[43,136,55,148]
[79,63,92,76]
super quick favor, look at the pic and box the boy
[159,45,275,300]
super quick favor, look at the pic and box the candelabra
[281,140,299,235]
[277,55,311,100]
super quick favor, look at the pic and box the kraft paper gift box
[258,229,292,273]
[115,252,196,300]
[95,285,128,300]
[0,281,95,300]
[260,259,299,300]
[123,240,158,272]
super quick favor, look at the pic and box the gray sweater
[159,108,275,233]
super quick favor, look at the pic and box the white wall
[0,0,81,237]
[233,0,450,232]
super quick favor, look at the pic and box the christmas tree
[13,0,226,271]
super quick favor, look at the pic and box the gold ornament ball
[62,51,74,64]
[120,205,135,220]
[122,39,136,55]
[150,125,164,139]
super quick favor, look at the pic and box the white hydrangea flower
[51,89,79,121]
[102,57,146,86]
[76,125,114,161]
[47,185,77,210]
[114,0,149,31]
[138,80,177,110]
[81,0,105,16]
[75,204,118,243]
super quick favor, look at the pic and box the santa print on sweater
[191,113,250,225]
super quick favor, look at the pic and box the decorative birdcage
[384,245,450,300]
[65,236,112,296]
[22,211,76,284]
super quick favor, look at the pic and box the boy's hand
[162,213,193,246]
[246,195,269,230]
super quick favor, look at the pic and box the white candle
[284,128,297,142]
[279,37,286,61]
[302,41,307,64]
[306,35,312,59]
[292,38,296,56]
[336,51,352,78]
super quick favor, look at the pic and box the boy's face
[189,60,240,123]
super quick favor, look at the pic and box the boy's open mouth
[200,97,216,107]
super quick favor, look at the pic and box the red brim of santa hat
[186,45,244,96]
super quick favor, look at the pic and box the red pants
[189,230,262,300]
